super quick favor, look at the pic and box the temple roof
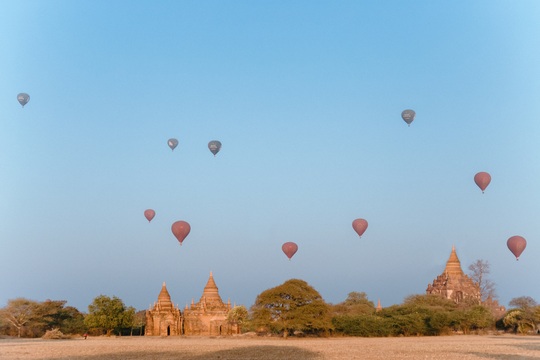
[201,272,221,299]
[194,271,227,308]
[157,282,173,310]
[444,245,464,276]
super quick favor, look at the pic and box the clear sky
[1,1,539,313]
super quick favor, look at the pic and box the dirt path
[1,335,539,360]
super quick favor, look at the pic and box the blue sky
[1,1,539,312]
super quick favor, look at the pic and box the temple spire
[157,282,173,310]
[203,272,219,294]
[444,245,464,276]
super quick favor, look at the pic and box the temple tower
[145,282,182,336]
[183,272,235,335]
[426,246,481,304]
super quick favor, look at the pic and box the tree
[34,300,69,332]
[509,296,537,309]
[133,310,146,336]
[332,314,391,337]
[250,279,332,337]
[0,299,86,337]
[468,259,497,303]
[227,305,249,334]
[504,296,539,333]
[332,292,375,316]
[121,306,135,336]
[456,305,495,334]
[56,306,86,335]
[0,298,39,337]
[402,294,459,316]
[84,295,135,336]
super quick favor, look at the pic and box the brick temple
[426,246,481,304]
[145,272,238,336]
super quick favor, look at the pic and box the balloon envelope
[401,109,415,125]
[474,172,491,193]
[144,209,155,222]
[352,218,368,237]
[208,140,222,156]
[17,93,30,107]
[171,221,191,245]
[507,236,527,260]
[168,138,178,151]
[282,242,298,260]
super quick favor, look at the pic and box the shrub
[42,328,67,339]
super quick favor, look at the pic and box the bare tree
[0,298,39,337]
[468,259,497,303]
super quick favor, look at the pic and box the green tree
[121,306,136,336]
[250,279,332,337]
[57,306,86,335]
[34,300,69,331]
[227,305,249,333]
[84,295,135,336]
[332,292,375,316]
[503,296,539,333]
[382,295,459,336]
[402,294,458,311]
[332,314,392,337]
[133,310,146,336]
[455,305,495,334]
[503,309,532,334]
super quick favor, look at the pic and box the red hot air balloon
[171,221,191,246]
[282,242,298,260]
[144,209,155,222]
[507,236,527,260]
[352,218,368,238]
[474,172,491,193]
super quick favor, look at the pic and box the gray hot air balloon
[17,93,30,107]
[208,140,222,156]
[168,138,178,151]
[401,109,416,126]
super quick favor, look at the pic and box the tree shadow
[466,337,540,359]
[466,353,539,360]
[42,345,323,360]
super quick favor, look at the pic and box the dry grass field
[1,335,539,360]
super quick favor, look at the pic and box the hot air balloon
[282,242,298,260]
[171,221,191,246]
[352,218,368,237]
[168,138,178,151]
[17,93,30,107]
[474,172,491,193]
[401,109,415,126]
[208,140,222,156]
[507,236,527,260]
[144,209,155,222]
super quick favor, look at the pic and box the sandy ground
[1,335,539,360]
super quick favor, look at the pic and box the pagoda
[183,272,236,335]
[426,246,481,304]
[145,282,182,336]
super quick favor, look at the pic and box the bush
[42,329,67,339]
[332,314,392,337]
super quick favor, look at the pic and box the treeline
[332,294,494,336]
[0,298,86,338]
[2,280,539,338]
[0,296,143,338]
[245,279,540,337]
